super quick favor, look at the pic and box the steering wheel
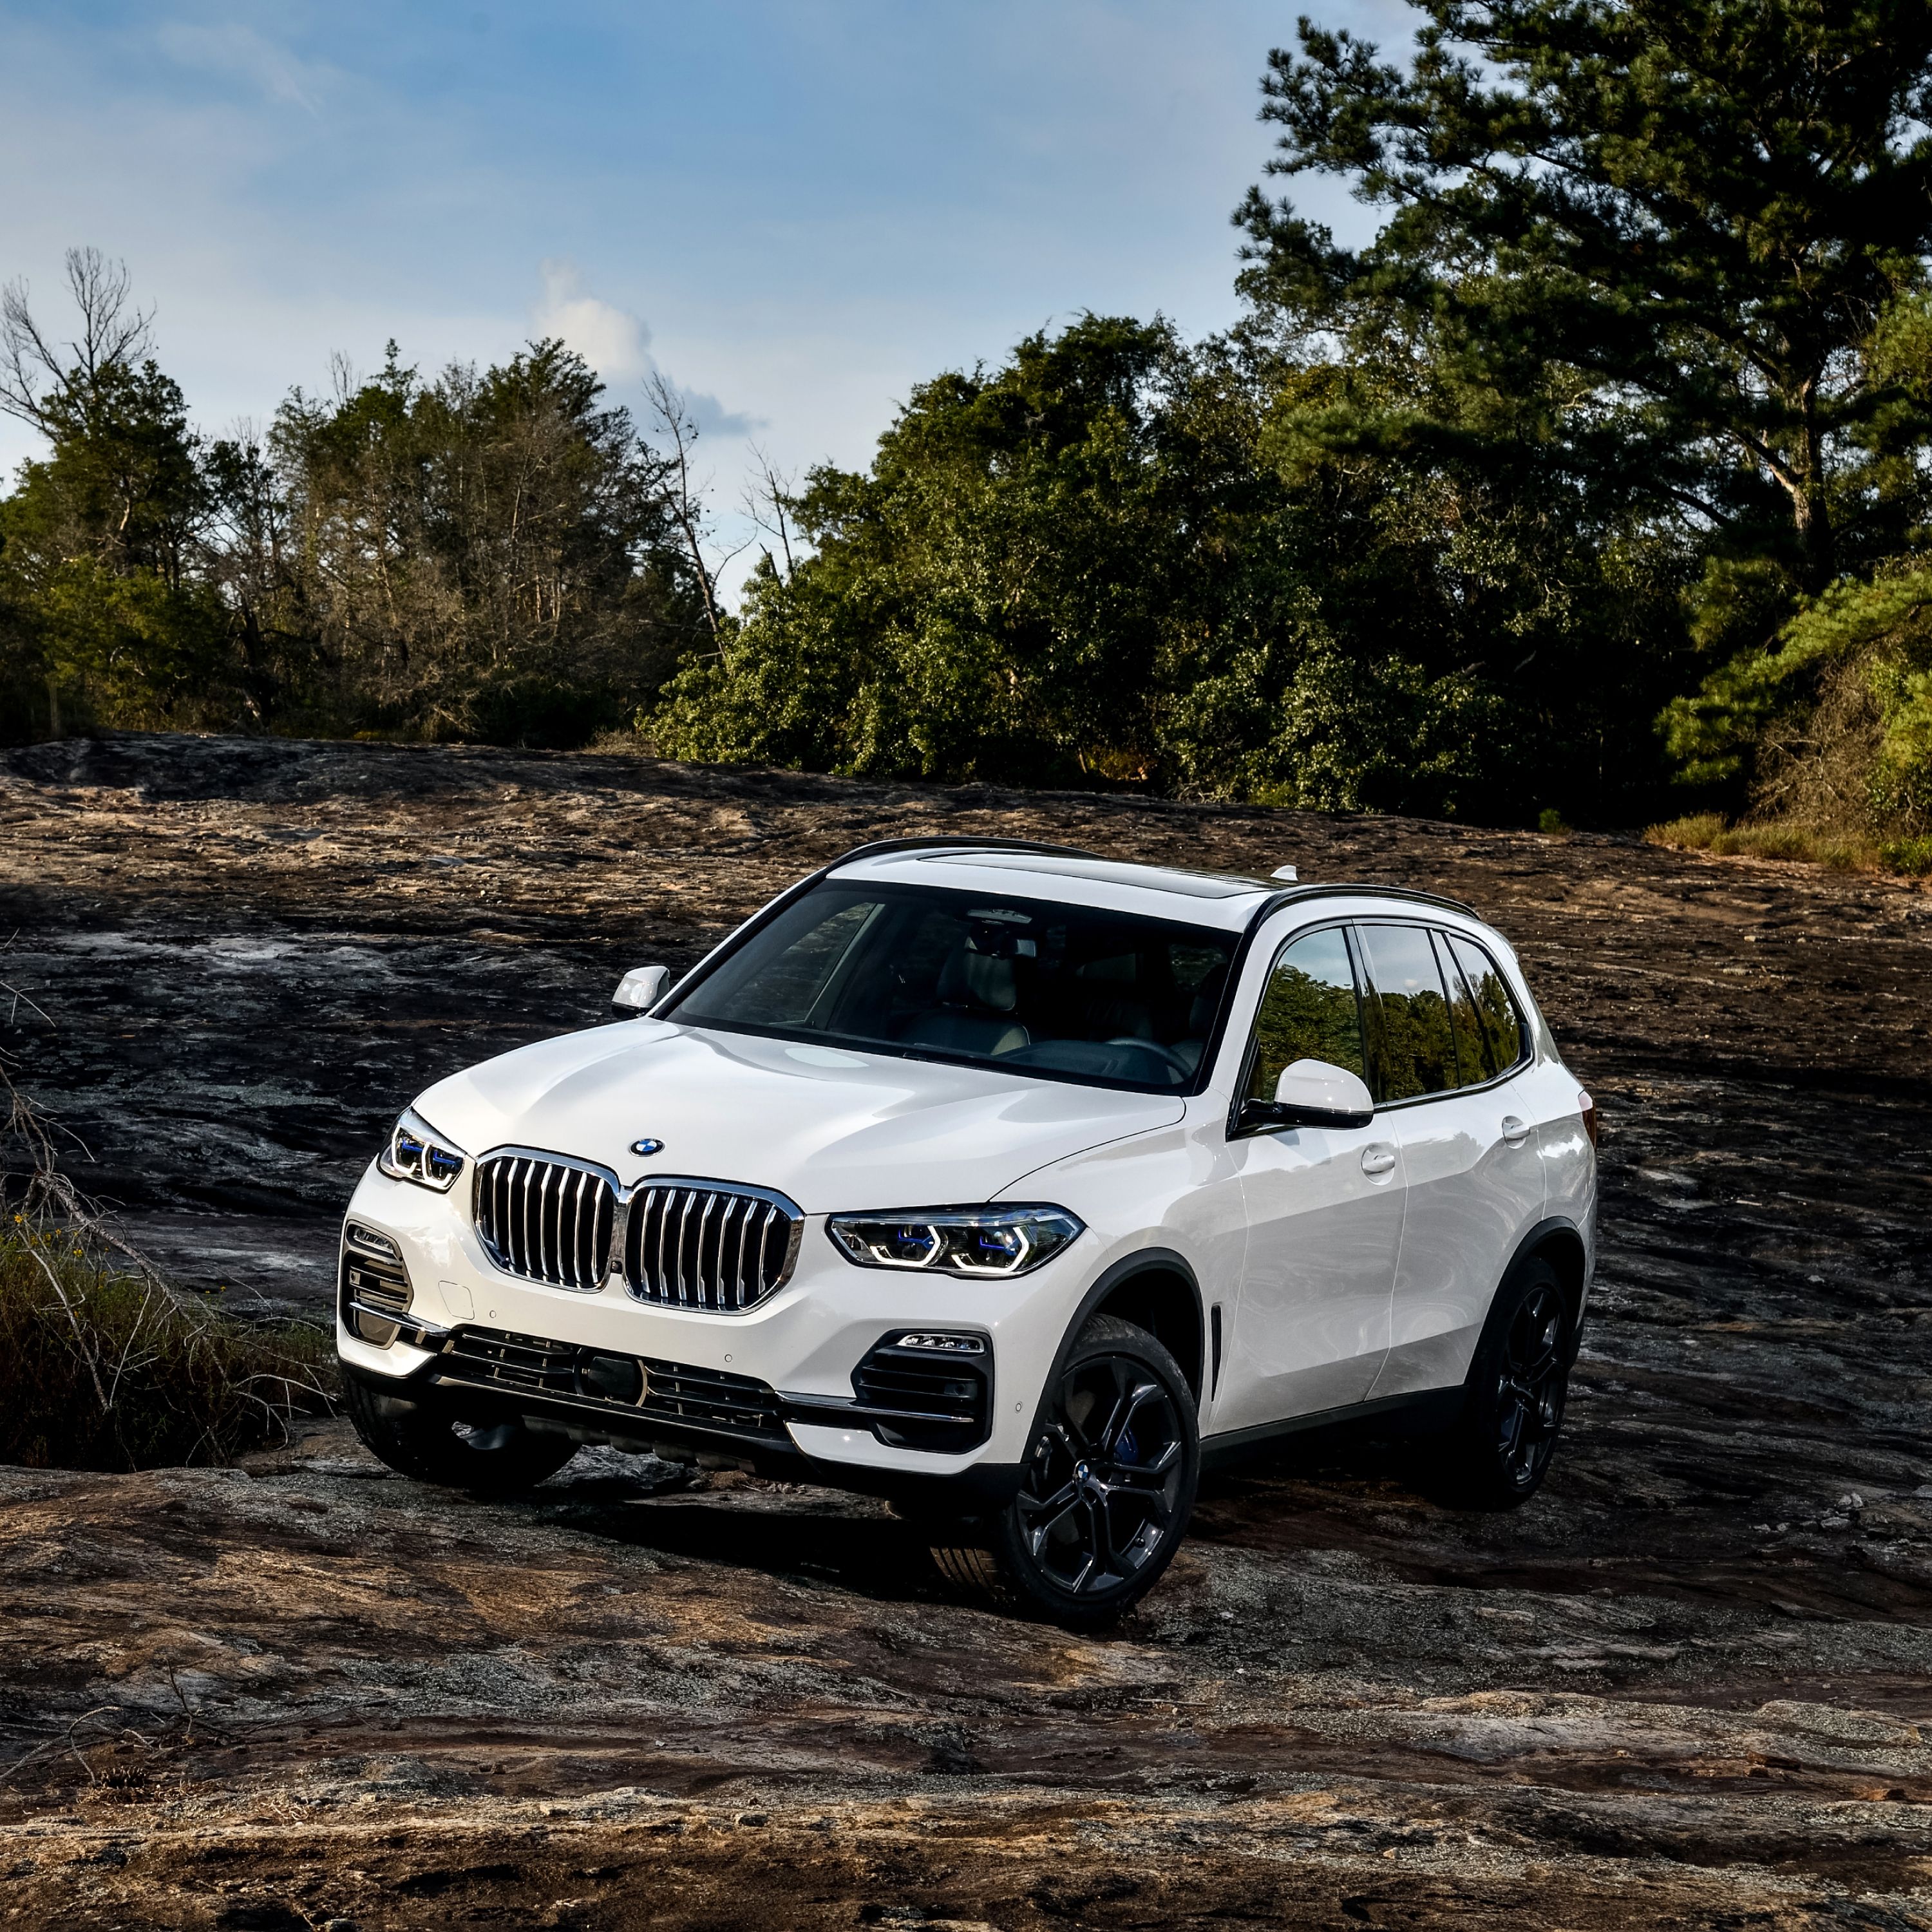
[1103,1037,1191,1081]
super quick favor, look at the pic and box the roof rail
[828,835,1107,866]
[827,841,1478,918]
[1258,880,1479,920]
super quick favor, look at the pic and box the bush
[1880,834,1932,875]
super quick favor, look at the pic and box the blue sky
[1,0,1405,594]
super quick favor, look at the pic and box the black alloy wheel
[1495,1274,1567,1487]
[929,1314,1198,1625]
[1436,1256,1572,1509]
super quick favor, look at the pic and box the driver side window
[1244,926,1366,1103]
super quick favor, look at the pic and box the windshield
[668,882,1237,1093]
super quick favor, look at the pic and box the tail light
[1578,1091,1599,1150]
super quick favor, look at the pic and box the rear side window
[1354,923,1458,1102]
[1444,933,1528,1079]
[1435,931,1492,1088]
[1244,926,1365,1103]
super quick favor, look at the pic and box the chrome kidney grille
[622,1180,802,1314]
[474,1151,616,1292]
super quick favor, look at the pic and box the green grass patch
[1880,834,1932,876]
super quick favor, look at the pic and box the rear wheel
[1434,1256,1571,1509]
[341,1372,577,1493]
[929,1315,1198,1627]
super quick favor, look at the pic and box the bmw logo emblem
[629,1137,665,1157]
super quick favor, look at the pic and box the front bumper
[336,1161,1084,1486]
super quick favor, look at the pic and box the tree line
[0,255,710,748]
[5,0,1932,849]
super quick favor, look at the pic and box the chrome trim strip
[346,1301,449,1349]
[780,1392,972,1427]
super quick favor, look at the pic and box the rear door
[1214,923,1404,1432]
[1357,923,1545,1400]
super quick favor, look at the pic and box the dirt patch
[3,732,1931,1927]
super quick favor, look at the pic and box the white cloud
[533,260,652,379]
[530,263,757,438]
[677,384,761,440]
[155,21,328,116]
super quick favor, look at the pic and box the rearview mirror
[612,964,671,1014]
[1239,1058,1374,1133]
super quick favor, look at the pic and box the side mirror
[612,964,671,1014]
[1239,1058,1375,1133]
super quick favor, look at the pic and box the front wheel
[1433,1256,1571,1509]
[341,1372,577,1493]
[929,1315,1198,1627]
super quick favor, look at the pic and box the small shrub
[1536,808,1570,835]
[1881,834,1932,875]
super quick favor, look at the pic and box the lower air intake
[851,1334,993,1452]
[431,1324,788,1442]
[339,1228,412,1347]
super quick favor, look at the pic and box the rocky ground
[1,732,1929,1931]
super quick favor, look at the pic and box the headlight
[826,1205,1083,1278]
[377,1106,468,1192]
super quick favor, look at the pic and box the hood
[413,1021,1183,1213]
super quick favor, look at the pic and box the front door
[1213,923,1405,1434]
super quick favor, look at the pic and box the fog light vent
[339,1231,413,1347]
[345,1222,401,1262]
[851,1333,992,1451]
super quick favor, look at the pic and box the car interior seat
[898,943,1032,1057]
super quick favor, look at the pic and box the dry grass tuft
[0,1059,334,1472]
[1643,813,1932,877]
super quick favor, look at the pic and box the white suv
[337,840,1597,1623]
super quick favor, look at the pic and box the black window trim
[1349,916,1532,1111]
[1226,916,1368,1139]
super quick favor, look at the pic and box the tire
[1433,1256,1571,1510]
[341,1371,578,1494]
[928,1314,1198,1628]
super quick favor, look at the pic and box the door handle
[1361,1144,1397,1177]
[1500,1115,1530,1146]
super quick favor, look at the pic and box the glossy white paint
[413,1021,1184,1217]
[339,855,1596,1486]
[1274,1058,1375,1119]
[1218,1119,1405,1425]
[1367,1074,1546,1400]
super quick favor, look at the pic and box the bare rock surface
[3,730,1931,1929]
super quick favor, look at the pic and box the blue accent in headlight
[826,1205,1083,1278]
[378,1108,468,1193]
